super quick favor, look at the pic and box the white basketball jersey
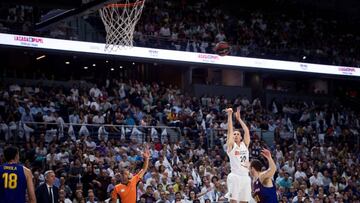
[227,142,249,175]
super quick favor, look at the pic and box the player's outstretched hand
[260,148,272,160]
[235,107,241,121]
[225,108,233,114]
[143,144,150,159]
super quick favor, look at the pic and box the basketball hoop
[99,0,145,52]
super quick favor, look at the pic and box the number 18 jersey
[227,142,249,176]
[0,163,27,203]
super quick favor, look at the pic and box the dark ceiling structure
[1,0,119,30]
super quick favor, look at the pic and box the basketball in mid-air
[214,41,230,56]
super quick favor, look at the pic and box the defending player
[250,149,278,203]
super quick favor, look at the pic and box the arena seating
[0,79,359,202]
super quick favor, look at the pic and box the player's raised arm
[111,189,118,203]
[226,108,234,152]
[24,167,36,203]
[138,144,150,179]
[235,107,250,147]
[259,149,276,182]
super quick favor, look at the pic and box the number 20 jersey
[227,142,249,176]
[0,163,27,203]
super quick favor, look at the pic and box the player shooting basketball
[225,107,252,203]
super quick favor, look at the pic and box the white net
[99,0,145,52]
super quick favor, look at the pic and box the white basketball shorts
[225,172,252,202]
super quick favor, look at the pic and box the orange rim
[106,0,144,8]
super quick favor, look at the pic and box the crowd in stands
[1,0,359,67]
[0,5,33,34]
[0,79,359,203]
[135,0,360,67]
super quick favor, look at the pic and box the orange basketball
[214,41,230,56]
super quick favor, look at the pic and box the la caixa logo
[14,36,44,47]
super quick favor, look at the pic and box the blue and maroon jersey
[0,163,27,203]
[253,178,278,203]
